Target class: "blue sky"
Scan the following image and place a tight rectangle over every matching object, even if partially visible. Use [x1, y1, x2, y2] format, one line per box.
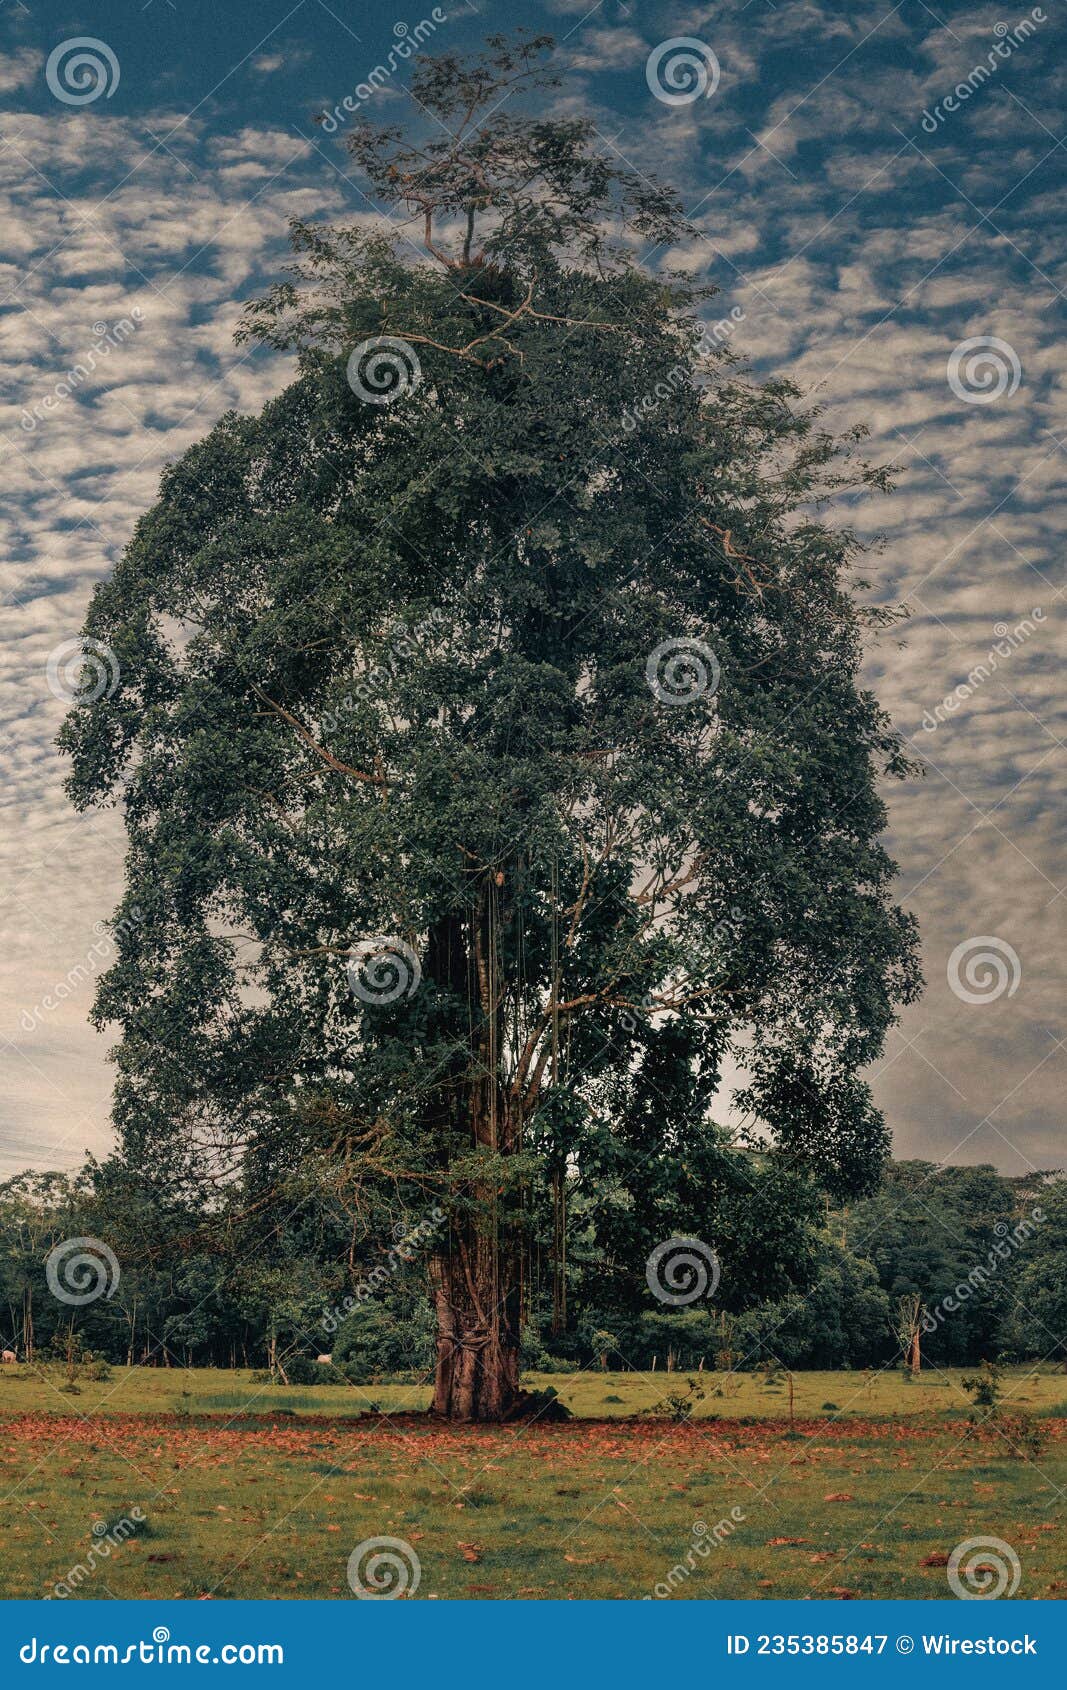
[1, 0, 1064, 1178]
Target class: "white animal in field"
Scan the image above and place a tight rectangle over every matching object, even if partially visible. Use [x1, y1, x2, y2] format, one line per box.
[316, 1354, 332, 1365]
[1, 1350, 16, 1365]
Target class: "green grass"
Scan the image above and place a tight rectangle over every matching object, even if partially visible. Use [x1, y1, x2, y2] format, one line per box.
[1, 1366, 1063, 1600]
[4, 1363, 1065, 1422]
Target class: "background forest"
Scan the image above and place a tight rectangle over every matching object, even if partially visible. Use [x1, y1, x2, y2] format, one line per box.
[3, 1156, 1064, 1382]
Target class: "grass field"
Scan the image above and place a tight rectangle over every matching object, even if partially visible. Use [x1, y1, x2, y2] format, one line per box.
[1, 1366, 1063, 1600]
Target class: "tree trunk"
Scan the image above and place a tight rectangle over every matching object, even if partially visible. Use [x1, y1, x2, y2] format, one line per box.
[424, 892, 531, 1422]
[430, 1246, 522, 1421]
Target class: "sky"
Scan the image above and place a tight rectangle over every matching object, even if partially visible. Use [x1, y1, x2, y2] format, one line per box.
[0, 0, 1064, 1181]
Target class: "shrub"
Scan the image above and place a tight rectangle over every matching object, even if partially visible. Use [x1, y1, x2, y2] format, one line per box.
[331, 1296, 434, 1379]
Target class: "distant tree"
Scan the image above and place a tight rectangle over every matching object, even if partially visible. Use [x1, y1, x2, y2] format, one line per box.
[733, 1239, 893, 1371]
[0, 1172, 85, 1361]
[844, 1161, 1018, 1365]
[895, 1292, 925, 1375]
[59, 37, 921, 1419]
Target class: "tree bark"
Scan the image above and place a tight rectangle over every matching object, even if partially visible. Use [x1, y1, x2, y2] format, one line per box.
[429, 1247, 522, 1421]
[425, 894, 527, 1421]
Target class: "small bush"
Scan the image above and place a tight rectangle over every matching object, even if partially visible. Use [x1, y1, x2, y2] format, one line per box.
[642, 1378, 706, 1424]
[279, 1355, 322, 1386]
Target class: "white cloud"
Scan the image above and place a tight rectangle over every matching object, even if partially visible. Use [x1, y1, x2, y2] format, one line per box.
[1, 1, 1064, 1177]
[0, 46, 41, 94]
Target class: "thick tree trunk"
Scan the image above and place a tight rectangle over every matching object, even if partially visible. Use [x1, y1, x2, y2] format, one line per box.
[430, 1248, 522, 1421]
[423, 892, 537, 1422]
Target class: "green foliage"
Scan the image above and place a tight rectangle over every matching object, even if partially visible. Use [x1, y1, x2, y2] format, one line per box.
[843, 1161, 1025, 1365]
[1012, 1179, 1067, 1364]
[514, 1385, 570, 1422]
[642, 1376, 707, 1423]
[991, 1412, 1047, 1462]
[732, 1243, 892, 1370]
[962, 1359, 1003, 1414]
[1, 1156, 1061, 1376]
[331, 1295, 435, 1379]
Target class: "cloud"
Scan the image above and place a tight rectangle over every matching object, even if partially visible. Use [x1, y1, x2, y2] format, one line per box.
[0, 0, 1064, 1178]
[250, 46, 313, 76]
[0, 46, 41, 93]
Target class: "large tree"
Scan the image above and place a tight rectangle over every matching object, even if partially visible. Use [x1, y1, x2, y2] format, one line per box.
[60, 36, 920, 1420]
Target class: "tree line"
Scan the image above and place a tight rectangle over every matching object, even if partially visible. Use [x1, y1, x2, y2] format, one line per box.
[2, 1155, 1063, 1381]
